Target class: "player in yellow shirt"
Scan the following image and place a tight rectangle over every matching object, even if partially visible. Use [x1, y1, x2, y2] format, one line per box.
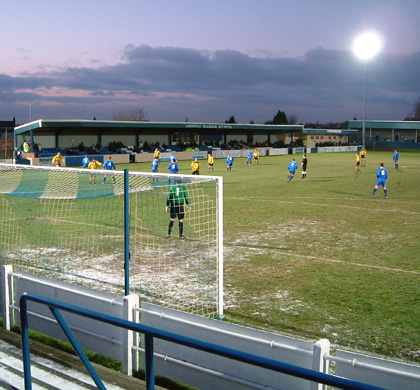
[52, 152, 64, 167]
[153, 148, 161, 160]
[253, 149, 260, 165]
[88, 157, 103, 183]
[207, 153, 214, 172]
[354, 152, 361, 174]
[360, 147, 367, 166]
[191, 157, 201, 175]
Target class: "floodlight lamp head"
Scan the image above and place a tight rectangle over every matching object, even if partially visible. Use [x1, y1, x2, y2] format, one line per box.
[353, 32, 382, 60]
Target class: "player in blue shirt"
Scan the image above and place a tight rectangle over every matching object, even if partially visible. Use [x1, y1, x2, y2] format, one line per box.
[393, 149, 399, 169]
[287, 158, 298, 181]
[372, 162, 388, 198]
[167, 158, 179, 184]
[246, 149, 253, 166]
[167, 158, 179, 174]
[102, 156, 116, 184]
[226, 154, 234, 172]
[82, 155, 90, 168]
[168, 153, 177, 162]
[151, 157, 159, 182]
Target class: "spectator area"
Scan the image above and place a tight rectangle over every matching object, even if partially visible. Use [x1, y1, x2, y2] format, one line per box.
[14, 119, 358, 165]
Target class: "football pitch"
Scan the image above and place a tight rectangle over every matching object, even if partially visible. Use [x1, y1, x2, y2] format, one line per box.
[123, 150, 420, 364]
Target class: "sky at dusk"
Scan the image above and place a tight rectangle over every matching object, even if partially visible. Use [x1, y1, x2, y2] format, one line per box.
[1, 0, 420, 125]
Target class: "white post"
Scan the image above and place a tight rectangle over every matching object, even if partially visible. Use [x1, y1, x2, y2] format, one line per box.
[0, 265, 14, 330]
[122, 294, 140, 376]
[311, 338, 331, 390]
[217, 176, 224, 318]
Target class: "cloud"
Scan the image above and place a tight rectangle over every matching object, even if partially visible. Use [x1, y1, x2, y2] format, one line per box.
[1, 45, 419, 124]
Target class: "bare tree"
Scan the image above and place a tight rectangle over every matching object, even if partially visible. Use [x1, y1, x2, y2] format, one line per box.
[411, 96, 420, 119]
[288, 114, 299, 125]
[111, 106, 148, 121]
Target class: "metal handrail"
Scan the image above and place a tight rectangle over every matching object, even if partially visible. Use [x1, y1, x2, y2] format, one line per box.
[324, 354, 420, 380]
[138, 306, 313, 356]
[19, 293, 388, 390]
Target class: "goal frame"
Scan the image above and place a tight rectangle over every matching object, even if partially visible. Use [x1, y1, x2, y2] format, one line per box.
[0, 163, 224, 317]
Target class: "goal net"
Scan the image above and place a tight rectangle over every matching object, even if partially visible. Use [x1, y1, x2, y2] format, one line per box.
[0, 163, 223, 317]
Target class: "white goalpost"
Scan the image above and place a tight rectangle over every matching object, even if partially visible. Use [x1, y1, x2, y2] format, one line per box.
[0, 163, 223, 317]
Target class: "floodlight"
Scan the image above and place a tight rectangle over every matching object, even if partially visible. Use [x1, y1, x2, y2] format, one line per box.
[353, 32, 381, 60]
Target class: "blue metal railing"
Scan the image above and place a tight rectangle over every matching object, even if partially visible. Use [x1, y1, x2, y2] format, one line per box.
[19, 293, 388, 390]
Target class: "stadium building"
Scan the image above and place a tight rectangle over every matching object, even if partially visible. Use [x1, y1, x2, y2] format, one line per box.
[13, 119, 357, 166]
[348, 119, 420, 148]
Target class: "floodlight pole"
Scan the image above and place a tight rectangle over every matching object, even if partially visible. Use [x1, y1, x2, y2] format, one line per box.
[362, 60, 367, 147]
[353, 32, 381, 147]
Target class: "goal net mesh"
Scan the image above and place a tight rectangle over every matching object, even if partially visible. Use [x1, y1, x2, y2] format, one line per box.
[0, 164, 221, 317]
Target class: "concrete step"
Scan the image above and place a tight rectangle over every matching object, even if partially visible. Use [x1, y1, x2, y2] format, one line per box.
[0, 341, 96, 389]
[0, 328, 167, 390]
[0, 377, 19, 390]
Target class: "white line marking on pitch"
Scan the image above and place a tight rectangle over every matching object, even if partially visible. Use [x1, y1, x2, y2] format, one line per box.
[230, 197, 420, 215]
[294, 253, 420, 275]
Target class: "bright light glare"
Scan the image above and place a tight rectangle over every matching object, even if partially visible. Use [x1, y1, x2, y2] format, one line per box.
[353, 32, 382, 60]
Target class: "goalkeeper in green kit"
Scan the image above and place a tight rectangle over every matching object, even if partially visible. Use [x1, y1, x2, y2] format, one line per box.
[166, 181, 191, 239]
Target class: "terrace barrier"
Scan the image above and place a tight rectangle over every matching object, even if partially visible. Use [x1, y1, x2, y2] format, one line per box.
[2, 265, 419, 389]
[19, 292, 388, 390]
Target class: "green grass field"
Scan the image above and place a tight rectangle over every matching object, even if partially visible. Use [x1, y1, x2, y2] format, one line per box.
[120, 150, 420, 364]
